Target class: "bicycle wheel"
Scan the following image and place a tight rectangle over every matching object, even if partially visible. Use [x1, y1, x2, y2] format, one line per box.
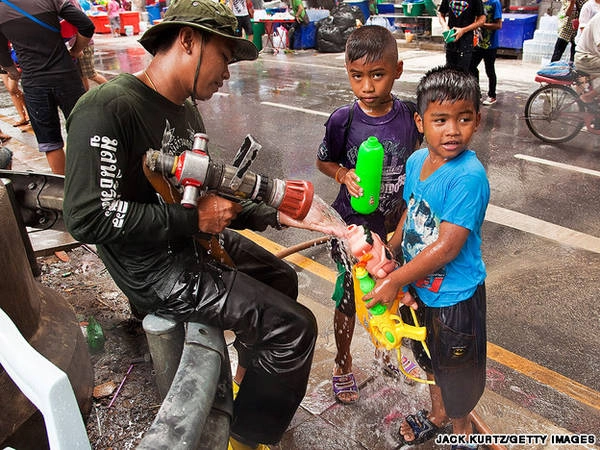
[524, 85, 585, 143]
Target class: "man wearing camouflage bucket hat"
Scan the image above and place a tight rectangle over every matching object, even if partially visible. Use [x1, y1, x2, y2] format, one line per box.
[63, 1, 318, 448]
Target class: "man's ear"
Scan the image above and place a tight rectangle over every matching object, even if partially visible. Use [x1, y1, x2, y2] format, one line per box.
[179, 26, 196, 54]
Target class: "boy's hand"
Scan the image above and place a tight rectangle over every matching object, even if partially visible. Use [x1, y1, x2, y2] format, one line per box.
[279, 211, 346, 237]
[341, 168, 364, 198]
[399, 290, 418, 310]
[363, 276, 402, 310]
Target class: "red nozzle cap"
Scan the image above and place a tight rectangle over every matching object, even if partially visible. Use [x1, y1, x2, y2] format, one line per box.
[278, 180, 314, 220]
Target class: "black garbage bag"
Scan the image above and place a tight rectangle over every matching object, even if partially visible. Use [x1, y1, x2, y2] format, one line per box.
[316, 3, 365, 53]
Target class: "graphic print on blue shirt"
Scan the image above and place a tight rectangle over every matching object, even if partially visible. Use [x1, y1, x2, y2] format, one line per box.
[402, 194, 446, 292]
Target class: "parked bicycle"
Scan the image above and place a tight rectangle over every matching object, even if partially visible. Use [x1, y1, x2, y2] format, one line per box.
[524, 69, 600, 143]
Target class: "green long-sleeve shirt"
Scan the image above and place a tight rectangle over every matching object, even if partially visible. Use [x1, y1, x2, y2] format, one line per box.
[64, 74, 279, 313]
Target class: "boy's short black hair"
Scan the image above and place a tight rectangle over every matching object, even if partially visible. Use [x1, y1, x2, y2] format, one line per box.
[345, 25, 398, 64]
[416, 66, 481, 116]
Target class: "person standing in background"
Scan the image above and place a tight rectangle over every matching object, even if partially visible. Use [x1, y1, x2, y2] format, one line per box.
[0, 0, 94, 174]
[575, 0, 600, 44]
[229, 0, 254, 42]
[469, 0, 502, 105]
[0, 66, 29, 127]
[70, 0, 109, 90]
[550, 0, 587, 63]
[107, 0, 122, 37]
[437, 0, 486, 72]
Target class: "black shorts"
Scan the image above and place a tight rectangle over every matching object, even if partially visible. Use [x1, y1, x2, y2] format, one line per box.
[235, 15, 253, 37]
[409, 284, 487, 418]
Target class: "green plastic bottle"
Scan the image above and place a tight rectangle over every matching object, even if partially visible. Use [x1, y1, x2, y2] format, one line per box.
[351, 136, 384, 215]
[86, 316, 105, 353]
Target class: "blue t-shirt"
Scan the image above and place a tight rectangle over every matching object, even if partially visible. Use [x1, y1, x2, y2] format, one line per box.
[317, 99, 422, 239]
[477, 0, 502, 50]
[401, 148, 490, 307]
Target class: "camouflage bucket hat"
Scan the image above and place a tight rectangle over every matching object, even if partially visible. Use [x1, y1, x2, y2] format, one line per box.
[139, 0, 258, 62]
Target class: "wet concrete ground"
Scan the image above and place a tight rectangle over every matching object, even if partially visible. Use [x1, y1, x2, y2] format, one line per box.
[1, 31, 599, 448]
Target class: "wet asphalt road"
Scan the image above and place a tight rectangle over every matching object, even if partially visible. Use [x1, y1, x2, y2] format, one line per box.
[2, 33, 598, 404]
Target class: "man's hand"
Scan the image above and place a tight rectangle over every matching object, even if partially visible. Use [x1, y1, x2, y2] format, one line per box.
[196, 194, 242, 234]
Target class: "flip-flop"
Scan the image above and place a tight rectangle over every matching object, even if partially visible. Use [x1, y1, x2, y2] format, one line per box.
[332, 371, 359, 404]
[13, 119, 29, 127]
[398, 409, 450, 447]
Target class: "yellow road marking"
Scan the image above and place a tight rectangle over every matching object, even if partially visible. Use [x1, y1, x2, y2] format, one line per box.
[238, 229, 600, 412]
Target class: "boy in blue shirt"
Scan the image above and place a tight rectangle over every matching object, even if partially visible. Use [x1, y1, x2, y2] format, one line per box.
[364, 66, 490, 450]
[469, 0, 503, 105]
[316, 25, 422, 405]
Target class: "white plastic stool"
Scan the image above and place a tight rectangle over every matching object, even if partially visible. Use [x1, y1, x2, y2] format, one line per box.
[0, 308, 90, 450]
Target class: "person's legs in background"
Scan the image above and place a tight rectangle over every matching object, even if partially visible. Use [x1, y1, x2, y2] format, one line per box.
[551, 37, 569, 62]
[23, 80, 85, 174]
[0, 71, 29, 127]
[482, 47, 498, 104]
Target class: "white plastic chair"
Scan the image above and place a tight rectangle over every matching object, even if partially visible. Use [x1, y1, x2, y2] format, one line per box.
[0, 308, 91, 450]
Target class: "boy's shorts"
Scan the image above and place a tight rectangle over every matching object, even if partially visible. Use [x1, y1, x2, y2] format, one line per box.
[410, 283, 487, 418]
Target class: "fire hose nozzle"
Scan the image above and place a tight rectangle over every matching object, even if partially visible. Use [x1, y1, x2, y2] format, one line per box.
[278, 180, 314, 221]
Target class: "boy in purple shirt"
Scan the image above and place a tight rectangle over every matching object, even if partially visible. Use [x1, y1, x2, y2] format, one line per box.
[316, 25, 422, 405]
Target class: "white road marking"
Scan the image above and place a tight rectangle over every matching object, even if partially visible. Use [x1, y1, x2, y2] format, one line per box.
[260, 101, 330, 117]
[486, 205, 600, 253]
[514, 154, 600, 177]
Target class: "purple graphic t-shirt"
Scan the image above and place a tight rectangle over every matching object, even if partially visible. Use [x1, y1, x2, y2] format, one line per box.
[317, 99, 422, 239]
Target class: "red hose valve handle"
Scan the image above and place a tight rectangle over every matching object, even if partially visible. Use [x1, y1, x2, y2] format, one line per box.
[278, 180, 314, 221]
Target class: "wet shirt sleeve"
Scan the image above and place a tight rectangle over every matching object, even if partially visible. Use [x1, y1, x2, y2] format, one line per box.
[63, 85, 199, 245]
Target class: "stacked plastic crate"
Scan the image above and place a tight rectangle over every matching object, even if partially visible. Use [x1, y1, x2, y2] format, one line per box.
[522, 14, 571, 65]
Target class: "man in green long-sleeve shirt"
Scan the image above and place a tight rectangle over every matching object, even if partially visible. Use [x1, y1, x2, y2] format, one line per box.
[63, 1, 319, 448]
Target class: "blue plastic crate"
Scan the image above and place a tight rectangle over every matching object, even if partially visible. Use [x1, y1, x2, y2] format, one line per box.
[497, 13, 538, 50]
[293, 22, 317, 49]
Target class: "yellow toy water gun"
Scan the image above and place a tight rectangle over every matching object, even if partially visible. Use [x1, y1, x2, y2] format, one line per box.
[347, 225, 434, 384]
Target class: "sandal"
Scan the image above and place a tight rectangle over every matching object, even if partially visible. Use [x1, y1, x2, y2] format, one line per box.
[332, 372, 359, 404]
[0, 133, 11, 143]
[398, 409, 450, 447]
[13, 119, 29, 127]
